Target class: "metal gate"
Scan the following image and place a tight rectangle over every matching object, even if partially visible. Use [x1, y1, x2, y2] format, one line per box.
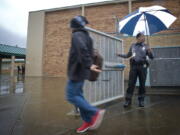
[84, 27, 124, 106]
[150, 46, 180, 86]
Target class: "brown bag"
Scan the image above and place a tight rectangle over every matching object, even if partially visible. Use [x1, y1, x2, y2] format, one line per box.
[88, 49, 103, 81]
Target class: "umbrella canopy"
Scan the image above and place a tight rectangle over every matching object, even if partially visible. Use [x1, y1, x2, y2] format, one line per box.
[119, 5, 177, 36]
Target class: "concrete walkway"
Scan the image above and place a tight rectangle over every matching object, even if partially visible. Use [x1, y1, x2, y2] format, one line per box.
[0, 75, 180, 135]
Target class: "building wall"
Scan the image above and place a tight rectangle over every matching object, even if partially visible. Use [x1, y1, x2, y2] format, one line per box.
[28, 0, 180, 78]
[43, 8, 81, 77]
[26, 11, 45, 76]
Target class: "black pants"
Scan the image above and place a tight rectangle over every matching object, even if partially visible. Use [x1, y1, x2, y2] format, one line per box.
[126, 64, 147, 101]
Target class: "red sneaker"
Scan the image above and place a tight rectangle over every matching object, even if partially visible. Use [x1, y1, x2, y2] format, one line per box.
[76, 122, 91, 133]
[89, 109, 106, 130]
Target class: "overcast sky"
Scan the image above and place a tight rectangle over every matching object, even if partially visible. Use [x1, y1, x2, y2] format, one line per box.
[0, 0, 110, 48]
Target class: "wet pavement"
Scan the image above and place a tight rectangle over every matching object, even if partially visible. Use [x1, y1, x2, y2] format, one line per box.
[0, 75, 180, 135]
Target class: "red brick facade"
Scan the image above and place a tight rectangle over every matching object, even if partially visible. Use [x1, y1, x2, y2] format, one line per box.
[43, 0, 180, 78]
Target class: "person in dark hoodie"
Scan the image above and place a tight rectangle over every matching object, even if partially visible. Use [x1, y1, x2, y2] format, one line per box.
[66, 15, 106, 133]
[117, 32, 154, 108]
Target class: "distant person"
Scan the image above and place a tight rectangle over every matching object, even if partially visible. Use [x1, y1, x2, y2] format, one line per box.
[17, 66, 21, 75]
[66, 15, 105, 133]
[22, 65, 25, 75]
[117, 32, 154, 107]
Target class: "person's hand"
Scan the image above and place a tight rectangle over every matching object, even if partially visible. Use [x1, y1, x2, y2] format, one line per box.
[146, 44, 152, 51]
[90, 64, 102, 73]
[116, 53, 120, 56]
[147, 48, 152, 53]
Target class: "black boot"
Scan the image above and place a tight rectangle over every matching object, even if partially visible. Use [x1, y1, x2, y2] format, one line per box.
[123, 99, 131, 108]
[138, 97, 145, 107]
[139, 100, 144, 107]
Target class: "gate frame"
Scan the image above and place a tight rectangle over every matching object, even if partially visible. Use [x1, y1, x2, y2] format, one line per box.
[85, 27, 125, 106]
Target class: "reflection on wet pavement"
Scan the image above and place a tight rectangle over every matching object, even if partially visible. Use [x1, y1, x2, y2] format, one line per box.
[0, 76, 180, 135]
[0, 75, 24, 96]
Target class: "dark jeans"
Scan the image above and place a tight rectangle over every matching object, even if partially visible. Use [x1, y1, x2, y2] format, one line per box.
[66, 80, 98, 122]
[126, 64, 147, 101]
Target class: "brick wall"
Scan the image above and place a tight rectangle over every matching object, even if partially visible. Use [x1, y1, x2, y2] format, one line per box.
[43, 8, 81, 77]
[43, 0, 180, 77]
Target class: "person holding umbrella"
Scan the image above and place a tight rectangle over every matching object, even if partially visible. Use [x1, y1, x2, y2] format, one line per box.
[117, 32, 154, 107]
[66, 15, 105, 133]
[117, 5, 176, 107]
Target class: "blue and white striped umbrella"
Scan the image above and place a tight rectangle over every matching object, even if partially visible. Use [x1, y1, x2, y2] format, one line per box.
[119, 5, 177, 36]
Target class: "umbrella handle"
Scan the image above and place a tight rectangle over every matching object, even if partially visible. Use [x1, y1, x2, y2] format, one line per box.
[144, 13, 150, 45]
[146, 35, 150, 45]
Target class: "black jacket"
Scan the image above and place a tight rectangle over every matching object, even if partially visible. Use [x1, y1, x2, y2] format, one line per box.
[67, 28, 93, 81]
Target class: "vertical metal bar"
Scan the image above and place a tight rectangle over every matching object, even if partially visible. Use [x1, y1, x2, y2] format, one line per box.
[117, 71, 119, 96]
[86, 82, 90, 102]
[122, 40, 125, 96]
[106, 72, 108, 100]
[116, 71, 118, 96]
[109, 71, 111, 98]
[113, 40, 116, 63]
[94, 34, 97, 103]
[95, 35, 98, 102]
[99, 35, 102, 101]
[102, 72, 105, 100]
[107, 38, 110, 98]
[109, 39, 111, 62]
[110, 71, 112, 98]
[114, 40, 116, 62]
[103, 37, 106, 100]
[90, 82, 92, 103]
[86, 82, 89, 103]
[106, 71, 109, 99]
[114, 71, 116, 97]
[112, 71, 113, 98]
[94, 82, 96, 103]
[112, 71, 116, 97]
[119, 72, 121, 95]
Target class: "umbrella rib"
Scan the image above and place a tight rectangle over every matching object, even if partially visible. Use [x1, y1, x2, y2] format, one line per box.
[143, 13, 150, 44]
[143, 13, 149, 35]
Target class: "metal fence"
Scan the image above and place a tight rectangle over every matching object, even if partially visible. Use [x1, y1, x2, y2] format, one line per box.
[150, 46, 180, 86]
[84, 27, 124, 106]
